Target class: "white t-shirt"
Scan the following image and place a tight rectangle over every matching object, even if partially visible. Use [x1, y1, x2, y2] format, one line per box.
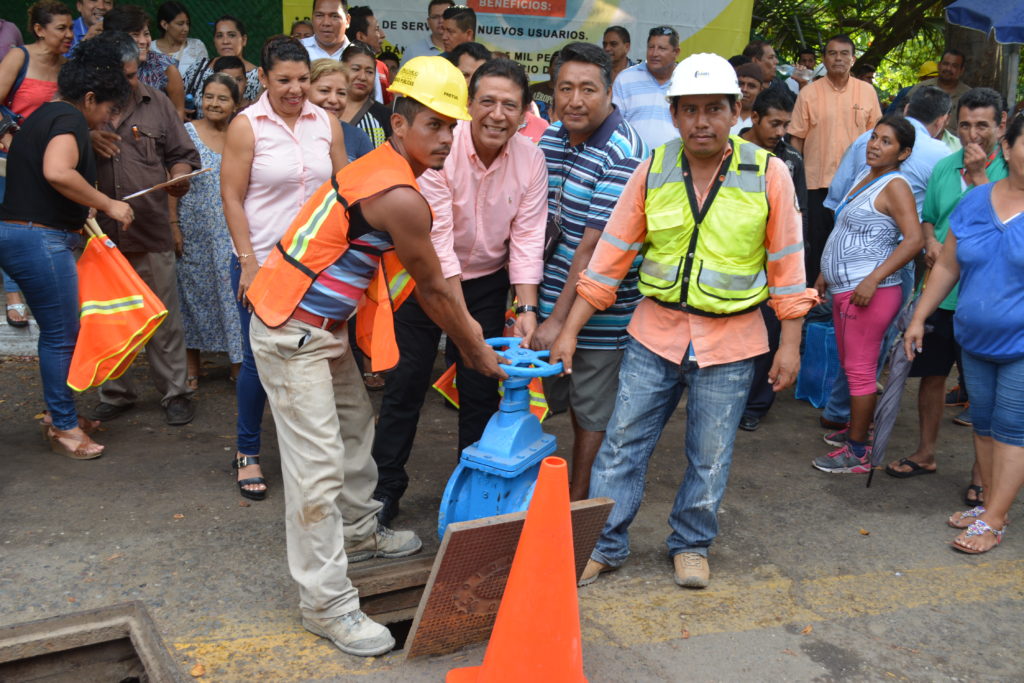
[301, 36, 382, 102]
[301, 35, 349, 60]
[150, 37, 208, 77]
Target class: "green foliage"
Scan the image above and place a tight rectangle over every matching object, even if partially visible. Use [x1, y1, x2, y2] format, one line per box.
[751, 0, 948, 102]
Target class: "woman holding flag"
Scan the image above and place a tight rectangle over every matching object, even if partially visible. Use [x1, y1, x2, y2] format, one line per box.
[0, 38, 133, 459]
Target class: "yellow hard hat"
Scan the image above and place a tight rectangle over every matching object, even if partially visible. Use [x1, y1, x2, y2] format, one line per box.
[388, 56, 471, 121]
[918, 61, 938, 79]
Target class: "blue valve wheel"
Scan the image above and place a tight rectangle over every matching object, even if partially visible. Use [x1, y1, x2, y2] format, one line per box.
[485, 337, 563, 377]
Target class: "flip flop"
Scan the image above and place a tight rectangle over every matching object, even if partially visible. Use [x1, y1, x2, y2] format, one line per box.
[6, 302, 29, 328]
[963, 484, 984, 507]
[884, 458, 937, 478]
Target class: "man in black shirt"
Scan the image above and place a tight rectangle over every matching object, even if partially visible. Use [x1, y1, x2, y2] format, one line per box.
[737, 88, 808, 431]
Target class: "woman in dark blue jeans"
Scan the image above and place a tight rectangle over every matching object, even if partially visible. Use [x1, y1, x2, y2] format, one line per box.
[0, 38, 132, 459]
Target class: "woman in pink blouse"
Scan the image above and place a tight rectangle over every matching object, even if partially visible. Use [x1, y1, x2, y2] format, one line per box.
[221, 35, 346, 500]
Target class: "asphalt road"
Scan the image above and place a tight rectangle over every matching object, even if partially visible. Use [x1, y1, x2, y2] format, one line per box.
[1, 351, 1021, 682]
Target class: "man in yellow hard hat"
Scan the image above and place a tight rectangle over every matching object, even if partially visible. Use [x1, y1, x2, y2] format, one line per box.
[551, 52, 816, 590]
[245, 55, 506, 658]
[885, 59, 939, 117]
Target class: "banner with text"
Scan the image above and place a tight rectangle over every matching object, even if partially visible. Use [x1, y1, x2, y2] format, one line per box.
[283, 0, 754, 79]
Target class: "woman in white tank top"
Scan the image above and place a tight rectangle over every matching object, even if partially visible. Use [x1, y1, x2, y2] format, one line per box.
[812, 116, 924, 475]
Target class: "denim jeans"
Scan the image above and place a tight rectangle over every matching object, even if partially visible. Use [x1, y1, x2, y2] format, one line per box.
[961, 350, 1024, 447]
[230, 256, 267, 456]
[0, 221, 82, 430]
[589, 337, 754, 565]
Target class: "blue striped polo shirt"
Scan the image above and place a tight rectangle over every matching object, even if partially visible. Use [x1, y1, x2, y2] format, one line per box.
[298, 208, 396, 323]
[538, 107, 650, 349]
[611, 63, 677, 150]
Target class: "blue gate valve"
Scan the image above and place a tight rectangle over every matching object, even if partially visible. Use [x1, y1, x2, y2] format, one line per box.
[437, 337, 563, 539]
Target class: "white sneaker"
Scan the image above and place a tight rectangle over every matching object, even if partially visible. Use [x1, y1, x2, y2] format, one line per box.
[302, 609, 395, 657]
[346, 523, 422, 563]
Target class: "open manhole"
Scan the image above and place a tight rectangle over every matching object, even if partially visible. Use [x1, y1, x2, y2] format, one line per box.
[0, 601, 184, 682]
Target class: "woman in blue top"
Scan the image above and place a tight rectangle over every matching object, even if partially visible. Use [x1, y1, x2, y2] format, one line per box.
[906, 114, 1024, 554]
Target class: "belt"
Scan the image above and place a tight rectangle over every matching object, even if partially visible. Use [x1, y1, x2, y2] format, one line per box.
[3, 219, 70, 231]
[290, 307, 345, 331]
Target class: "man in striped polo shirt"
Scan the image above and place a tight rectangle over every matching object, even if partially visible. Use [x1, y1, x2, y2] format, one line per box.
[526, 42, 649, 501]
[611, 25, 680, 149]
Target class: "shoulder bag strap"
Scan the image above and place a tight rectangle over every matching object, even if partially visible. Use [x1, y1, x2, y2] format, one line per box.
[5, 46, 30, 108]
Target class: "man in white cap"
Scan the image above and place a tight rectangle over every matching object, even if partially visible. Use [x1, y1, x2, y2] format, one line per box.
[551, 53, 816, 589]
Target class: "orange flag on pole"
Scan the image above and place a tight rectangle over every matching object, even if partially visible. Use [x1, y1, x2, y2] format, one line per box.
[66, 219, 168, 391]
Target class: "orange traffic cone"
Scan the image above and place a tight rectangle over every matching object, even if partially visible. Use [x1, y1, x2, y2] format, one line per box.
[447, 456, 586, 682]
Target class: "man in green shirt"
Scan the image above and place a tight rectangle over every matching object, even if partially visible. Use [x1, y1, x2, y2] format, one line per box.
[885, 88, 1007, 501]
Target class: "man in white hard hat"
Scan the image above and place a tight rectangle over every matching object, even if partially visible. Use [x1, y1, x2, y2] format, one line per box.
[551, 53, 816, 589]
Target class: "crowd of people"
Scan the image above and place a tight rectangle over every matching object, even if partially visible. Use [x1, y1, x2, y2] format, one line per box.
[1, 0, 1022, 659]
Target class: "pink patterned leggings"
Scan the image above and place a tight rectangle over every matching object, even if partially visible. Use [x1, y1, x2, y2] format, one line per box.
[832, 286, 903, 396]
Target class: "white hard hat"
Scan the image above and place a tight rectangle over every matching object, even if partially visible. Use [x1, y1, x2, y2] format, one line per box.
[666, 53, 742, 99]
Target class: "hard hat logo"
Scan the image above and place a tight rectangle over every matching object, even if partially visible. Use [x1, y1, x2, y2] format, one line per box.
[667, 53, 742, 99]
[388, 56, 472, 121]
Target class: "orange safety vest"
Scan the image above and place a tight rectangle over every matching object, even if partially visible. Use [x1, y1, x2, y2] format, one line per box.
[246, 142, 418, 372]
[67, 232, 168, 391]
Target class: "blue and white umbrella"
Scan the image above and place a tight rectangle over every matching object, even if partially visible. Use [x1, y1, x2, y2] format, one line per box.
[946, 0, 1024, 44]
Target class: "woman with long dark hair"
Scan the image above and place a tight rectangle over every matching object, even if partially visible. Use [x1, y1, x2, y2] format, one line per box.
[182, 16, 262, 116]
[151, 1, 208, 78]
[340, 42, 391, 148]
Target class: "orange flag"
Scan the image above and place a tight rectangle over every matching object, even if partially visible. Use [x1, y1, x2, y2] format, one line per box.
[66, 219, 167, 391]
[432, 360, 550, 422]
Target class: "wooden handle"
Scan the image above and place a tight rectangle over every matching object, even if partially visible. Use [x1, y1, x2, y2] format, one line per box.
[84, 217, 103, 238]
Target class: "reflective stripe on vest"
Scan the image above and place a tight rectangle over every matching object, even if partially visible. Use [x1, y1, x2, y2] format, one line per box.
[638, 136, 771, 317]
[246, 143, 419, 371]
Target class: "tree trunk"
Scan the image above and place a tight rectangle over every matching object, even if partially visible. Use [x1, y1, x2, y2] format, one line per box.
[946, 23, 1019, 109]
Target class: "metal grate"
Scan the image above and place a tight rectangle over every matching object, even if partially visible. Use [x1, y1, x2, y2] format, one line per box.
[405, 497, 612, 659]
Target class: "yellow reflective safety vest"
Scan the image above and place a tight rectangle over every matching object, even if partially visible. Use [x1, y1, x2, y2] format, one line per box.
[637, 135, 771, 317]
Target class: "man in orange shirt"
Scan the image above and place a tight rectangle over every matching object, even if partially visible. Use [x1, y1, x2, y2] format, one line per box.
[789, 34, 881, 284]
[551, 53, 817, 590]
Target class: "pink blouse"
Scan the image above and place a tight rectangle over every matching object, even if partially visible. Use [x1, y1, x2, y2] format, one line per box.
[239, 92, 334, 264]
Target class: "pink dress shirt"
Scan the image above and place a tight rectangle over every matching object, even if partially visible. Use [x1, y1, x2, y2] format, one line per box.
[240, 92, 334, 264]
[419, 120, 548, 284]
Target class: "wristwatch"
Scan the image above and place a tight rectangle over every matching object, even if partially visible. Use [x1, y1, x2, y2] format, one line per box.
[515, 305, 539, 315]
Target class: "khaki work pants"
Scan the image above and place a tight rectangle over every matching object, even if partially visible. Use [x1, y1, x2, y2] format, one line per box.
[250, 316, 382, 618]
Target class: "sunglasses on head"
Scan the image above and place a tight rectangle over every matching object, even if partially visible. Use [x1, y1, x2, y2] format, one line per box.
[650, 26, 677, 37]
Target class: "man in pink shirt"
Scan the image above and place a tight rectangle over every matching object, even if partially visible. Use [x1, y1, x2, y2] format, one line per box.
[371, 58, 547, 525]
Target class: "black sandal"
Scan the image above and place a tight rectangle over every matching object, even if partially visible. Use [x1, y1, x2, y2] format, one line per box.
[233, 455, 268, 501]
[963, 484, 984, 507]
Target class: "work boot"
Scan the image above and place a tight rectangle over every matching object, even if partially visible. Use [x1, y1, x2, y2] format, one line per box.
[90, 402, 134, 422]
[578, 558, 615, 587]
[345, 523, 421, 563]
[302, 609, 395, 657]
[673, 552, 709, 589]
[164, 397, 195, 426]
